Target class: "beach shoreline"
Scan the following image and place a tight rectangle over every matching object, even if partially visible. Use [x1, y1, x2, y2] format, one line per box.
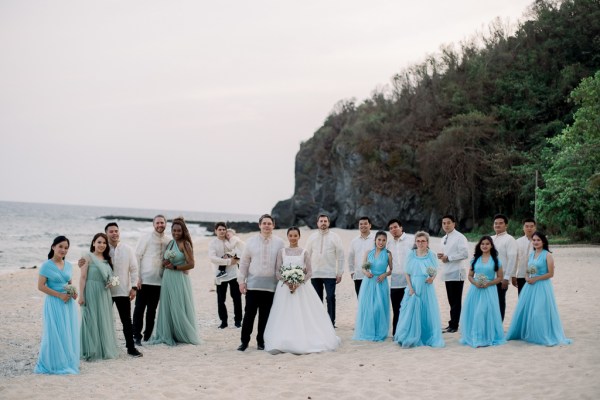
[1, 229, 598, 399]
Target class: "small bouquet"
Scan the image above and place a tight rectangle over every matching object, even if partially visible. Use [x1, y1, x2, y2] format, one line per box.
[426, 266, 437, 278]
[474, 273, 489, 287]
[164, 249, 177, 262]
[64, 284, 78, 297]
[106, 275, 120, 288]
[225, 251, 237, 258]
[280, 265, 305, 294]
[526, 265, 537, 276]
[361, 262, 372, 272]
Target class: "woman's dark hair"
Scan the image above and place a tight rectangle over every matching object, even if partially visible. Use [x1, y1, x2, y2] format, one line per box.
[374, 230, 387, 241]
[48, 236, 70, 260]
[471, 235, 499, 271]
[532, 231, 551, 252]
[172, 217, 193, 250]
[287, 226, 301, 236]
[90, 233, 113, 269]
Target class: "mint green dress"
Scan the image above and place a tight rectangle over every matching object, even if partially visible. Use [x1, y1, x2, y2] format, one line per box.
[80, 253, 119, 360]
[149, 240, 199, 345]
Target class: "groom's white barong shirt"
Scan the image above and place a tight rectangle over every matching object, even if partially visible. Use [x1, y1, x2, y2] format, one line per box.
[306, 230, 345, 279]
[109, 242, 138, 297]
[135, 231, 170, 286]
[237, 234, 285, 292]
[440, 229, 469, 281]
[347, 232, 375, 281]
[492, 232, 518, 281]
[387, 232, 414, 289]
[514, 235, 533, 279]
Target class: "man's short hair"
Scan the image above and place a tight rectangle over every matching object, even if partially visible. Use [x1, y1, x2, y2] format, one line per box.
[387, 219, 402, 229]
[441, 215, 456, 223]
[358, 216, 371, 224]
[153, 214, 166, 222]
[493, 214, 509, 224]
[259, 214, 274, 224]
[522, 218, 536, 225]
[317, 213, 330, 222]
[214, 222, 227, 231]
[104, 222, 119, 232]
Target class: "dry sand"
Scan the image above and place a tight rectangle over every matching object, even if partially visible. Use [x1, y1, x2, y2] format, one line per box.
[0, 228, 598, 399]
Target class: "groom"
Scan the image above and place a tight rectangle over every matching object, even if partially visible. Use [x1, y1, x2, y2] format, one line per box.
[237, 214, 285, 351]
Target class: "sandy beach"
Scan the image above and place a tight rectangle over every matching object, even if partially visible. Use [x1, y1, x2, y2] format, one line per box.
[0, 228, 598, 399]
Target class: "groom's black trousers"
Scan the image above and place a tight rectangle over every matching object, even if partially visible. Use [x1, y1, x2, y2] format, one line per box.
[240, 290, 274, 346]
[113, 296, 135, 350]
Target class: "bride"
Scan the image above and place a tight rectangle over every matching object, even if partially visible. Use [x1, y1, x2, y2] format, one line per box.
[264, 227, 340, 354]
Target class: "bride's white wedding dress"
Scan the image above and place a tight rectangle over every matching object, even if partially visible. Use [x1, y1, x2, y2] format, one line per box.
[264, 247, 340, 354]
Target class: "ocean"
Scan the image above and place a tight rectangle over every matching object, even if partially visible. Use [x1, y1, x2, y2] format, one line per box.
[0, 201, 259, 272]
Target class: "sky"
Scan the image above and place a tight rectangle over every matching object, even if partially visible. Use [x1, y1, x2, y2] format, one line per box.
[0, 0, 535, 215]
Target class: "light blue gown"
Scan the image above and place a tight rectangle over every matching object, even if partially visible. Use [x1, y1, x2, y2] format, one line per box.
[506, 250, 572, 346]
[459, 257, 506, 348]
[149, 240, 199, 345]
[353, 248, 391, 341]
[35, 260, 80, 374]
[394, 250, 444, 348]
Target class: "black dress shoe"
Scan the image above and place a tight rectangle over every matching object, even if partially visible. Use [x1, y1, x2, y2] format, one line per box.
[446, 327, 458, 333]
[237, 343, 248, 351]
[234, 322, 242, 328]
[134, 338, 142, 346]
[127, 348, 143, 357]
[218, 323, 228, 329]
[257, 344, 265, 351]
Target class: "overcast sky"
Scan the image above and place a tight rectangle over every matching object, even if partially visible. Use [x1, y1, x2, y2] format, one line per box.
[0, 0, 534, 215]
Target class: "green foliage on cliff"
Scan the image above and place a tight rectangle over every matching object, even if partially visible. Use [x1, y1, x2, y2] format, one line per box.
[295, 0, 600, 238]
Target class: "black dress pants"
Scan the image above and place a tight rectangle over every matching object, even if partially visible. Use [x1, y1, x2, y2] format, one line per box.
[113, 296, 135, 349]
[497, 282, 508, 321]
[445, 280, 464, 330]
[240, 290, 274, 346]
[311, 278, 337, 325]
[132, 284, 161, 341]
[390, 287, 405, 336]
[216, 279, 243, 326]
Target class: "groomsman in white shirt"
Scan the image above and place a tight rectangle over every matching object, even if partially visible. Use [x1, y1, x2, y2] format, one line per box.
[437, 215, 469, 333]
[513, 218, 536, 295]
[132, 215, 170, 346]
[237, 214, 284, 351]
[491, 213, 518, 321]
[387, 219, 413, 336]
[347, 216, 375, 296]
[306, 214, 345, 327]
[208, 222, 245, 329]
[104, 222, 143, 357]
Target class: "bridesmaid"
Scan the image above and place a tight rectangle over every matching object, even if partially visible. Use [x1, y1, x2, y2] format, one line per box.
[149, 217, 199, 345]
[353, 231, 392, 341]
[394, 231, 445, 348]
[79, 233, 119, 360]
[35, 236, 79, 374]
[506, 232, 572, 346]
[459, 236, 506, 348]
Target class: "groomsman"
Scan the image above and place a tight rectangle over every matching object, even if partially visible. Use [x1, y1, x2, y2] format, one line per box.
[513, 218, 536, 295]
[387, 219, 413, 336]
[208, 222, 245, 329]
[104, 222, 143, 357]
[132, 215, 170, 346]
[491, 214, 517, 321]
[347, 216, 375, 296]
[237, 214, 284, 351]
[437, 215, 469, 333]
[306, 214, 345, 327]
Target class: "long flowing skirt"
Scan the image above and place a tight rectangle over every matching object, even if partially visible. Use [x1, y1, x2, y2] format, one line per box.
[81, 281, 119, 360]
[264, 281, 340, 354]
[35, 296, 79, 374]
[149, 269, 199, 346]
[459, 285, 506, 348]
[353, 277, 390, 341]
[394, 277, 444, 348]
[506, 279, 571, 346]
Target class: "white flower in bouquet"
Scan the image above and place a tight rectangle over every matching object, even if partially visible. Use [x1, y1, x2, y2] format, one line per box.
[426, 266, 437, 277]
[280, 265, 305, 293]
[474, 273, 489, 287]
[164, 249, 177, 262]
[107, 275, 120, 288]
[64, 284, 78, 297]
[225, 251, 237, 258]
[526, 265, 537, 275]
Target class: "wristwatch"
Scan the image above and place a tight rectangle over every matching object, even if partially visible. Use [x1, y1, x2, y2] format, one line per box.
[173, 265, 178, 270]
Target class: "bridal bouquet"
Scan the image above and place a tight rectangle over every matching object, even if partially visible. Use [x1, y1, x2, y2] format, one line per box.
[106, 275, 120, 288]
[474, 273, 489, 287]
[280, 265, 305, 294]
[164, 249, 177, 262]
[526, 265, 537, 276]
[64, 284, 78, 297]
[426, 266, 437, 278]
